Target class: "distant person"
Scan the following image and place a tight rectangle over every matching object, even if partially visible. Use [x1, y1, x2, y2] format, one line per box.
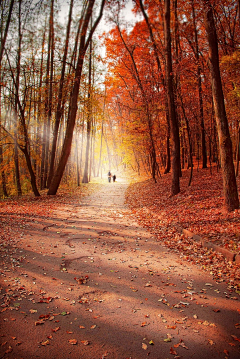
[108, 171, 111, 183]
[113, 174, 116, 182]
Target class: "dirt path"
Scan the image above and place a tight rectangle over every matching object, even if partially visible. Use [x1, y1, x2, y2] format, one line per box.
[0, 178, 240, 359]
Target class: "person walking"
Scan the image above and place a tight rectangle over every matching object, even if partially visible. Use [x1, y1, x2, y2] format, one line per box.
[108, 171, 112, 183]
[113, 174, 116, 182]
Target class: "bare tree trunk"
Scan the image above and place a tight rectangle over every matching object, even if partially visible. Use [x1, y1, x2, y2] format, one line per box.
[82, 39, 92, 184]
[47, 0, 74, 187]
[14, 0, 22, 196]
[164, 0, 181, 195]
[0, 0, 14, 66]
[44, 0, 54, 188]
[48, 0, 105, 195]
[0, 85, 8, 197]
[192, 0, 207, 169]
[203, 0, 239, 211]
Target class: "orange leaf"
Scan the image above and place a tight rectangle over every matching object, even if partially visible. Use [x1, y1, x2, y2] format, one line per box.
[81, 340, 90, 346]
[69, 339, 78, 345]
[41, 340, 50, 346]
[170, 347, 177, 355]
[51, 327, 60, 332]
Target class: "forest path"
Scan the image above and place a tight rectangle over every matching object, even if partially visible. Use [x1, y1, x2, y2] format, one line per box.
[0, 178, 240, 359]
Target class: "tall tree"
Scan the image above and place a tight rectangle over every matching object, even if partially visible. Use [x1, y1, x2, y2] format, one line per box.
[191, 0, 207, 169]
[14, 0, 22, 196]
[82, 39, 93, 183]
[0, 0, 15, 66]
[48, 0, 105, 195]
[47, 0, 74, 188]
[164, 0, 181, 195]
[203, 0, 239, 211]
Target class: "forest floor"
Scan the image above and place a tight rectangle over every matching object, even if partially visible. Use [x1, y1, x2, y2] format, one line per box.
[0, 167, 240, 359]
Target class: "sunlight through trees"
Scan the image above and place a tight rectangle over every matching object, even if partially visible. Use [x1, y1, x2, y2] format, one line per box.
[0, 0, 239, 210]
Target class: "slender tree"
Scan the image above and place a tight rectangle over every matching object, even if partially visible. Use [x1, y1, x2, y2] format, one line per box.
[82, 39, 93, 183]
[203, 0, 239, 211]
[0, 0, 15, 66]
[48, 0, 105, 195]
[47, 0, 74, 188]
[164, 0, 181, 195]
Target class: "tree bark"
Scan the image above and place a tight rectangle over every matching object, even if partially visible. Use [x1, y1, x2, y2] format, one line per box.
[203, 0, 239, 211]
[44, 0, 54, 188]
[0, 0, 15, 66]
[14, 0, 22, 196]
[48, 0, 105, 195]
[164, 0, 181, 195]
[191, 0, 207, 169]
[47, 0, 74, 188]
[235, 122, 240, 177]
[82, 39, 92, 183]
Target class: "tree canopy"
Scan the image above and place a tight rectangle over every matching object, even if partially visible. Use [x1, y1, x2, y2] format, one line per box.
[0, 0, 239, 211]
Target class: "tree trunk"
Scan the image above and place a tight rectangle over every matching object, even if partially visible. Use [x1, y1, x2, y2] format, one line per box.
[0, 145, 8, 197]
[82, 39, 92, 184]
[47, 0, 74, 188]
[48, 0, 105, 195]
[97, 120, 104, 177]
[0, 0, 15, 66]
[203, 0, 239, 211]
[192, 0, 207, 169]
[14, 0, 22, 196]
[0, 86, 8, 197]
[235, 122, 240, 177]
[164, 0, 181, 195]
[44, 0, 54, 188]
[164, 123, 171, 174]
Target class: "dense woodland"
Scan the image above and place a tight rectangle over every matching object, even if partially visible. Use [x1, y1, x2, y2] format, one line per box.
[0, 0, 240, 211]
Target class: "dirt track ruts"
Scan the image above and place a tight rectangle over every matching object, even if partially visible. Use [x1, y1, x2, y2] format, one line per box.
[0, 177, 240, 358]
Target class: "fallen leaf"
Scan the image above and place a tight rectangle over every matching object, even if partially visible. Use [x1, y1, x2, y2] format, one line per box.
[81, 340, 90, 346]
[174, 339, 188, 349]
[142, 343, 147, 350]
[69, 339, 78, 345]
[35, 320, 45, 326]
[145, 283, 152, 287]
[231, 335, 240, 342]
[164, 338, 171, 342]
[5, 346, 13, 354]
[170, 347, 177, 355]
[51, 327, 60, 332]
[208, 339, 215, 345]
[41, 340, 50, 346]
